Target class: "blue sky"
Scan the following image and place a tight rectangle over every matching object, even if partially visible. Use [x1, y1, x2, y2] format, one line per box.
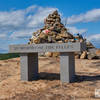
[0, 0, 100, 53]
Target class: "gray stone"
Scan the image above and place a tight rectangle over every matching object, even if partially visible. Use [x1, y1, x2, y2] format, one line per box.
[87, 53, 97, 60]
[60, 52, 75, 83]
[88, 48, 97, 54]
[20, 53, 38, 81]
[9, 42, 85, 53]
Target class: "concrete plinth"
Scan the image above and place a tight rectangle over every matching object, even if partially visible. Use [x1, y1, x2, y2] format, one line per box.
[20, 53, 38, 81]
[60, 52, 75, 83]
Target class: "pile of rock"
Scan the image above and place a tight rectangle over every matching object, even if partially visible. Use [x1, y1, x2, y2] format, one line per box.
[75, 41, 100, 60]
[28, 10, 80, 44]
[28, 10, 86, 57]
[28, 10, 99, 59]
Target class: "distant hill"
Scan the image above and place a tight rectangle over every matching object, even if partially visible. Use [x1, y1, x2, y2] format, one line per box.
[0, 53, 19, 60]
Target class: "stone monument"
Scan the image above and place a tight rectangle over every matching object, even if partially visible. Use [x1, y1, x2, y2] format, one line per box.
[9, 43, 86, 83]
[9, 11, 86, 83]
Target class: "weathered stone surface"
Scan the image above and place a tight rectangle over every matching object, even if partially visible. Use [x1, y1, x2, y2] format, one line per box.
[86, 41, 95, 49]
[96, 50, 100, 56]
[52, 52, 59, 57]
[9, 43, 83, 53]
[87, 53, 97, 60]
[80, 51, 87, 59]
[88, 48, 97, 54]
[57, 41, 63, 43]
[60, 52, 75, 83]
[33, 38, 40, 44]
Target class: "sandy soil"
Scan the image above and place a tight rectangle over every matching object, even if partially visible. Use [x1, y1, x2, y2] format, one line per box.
[0, 57, 100, 100]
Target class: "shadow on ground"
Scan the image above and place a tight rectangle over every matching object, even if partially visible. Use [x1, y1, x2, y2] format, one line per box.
[39, 72, 100, 82]
[39, 72, 60, 80]
[76, 75, 100, 82]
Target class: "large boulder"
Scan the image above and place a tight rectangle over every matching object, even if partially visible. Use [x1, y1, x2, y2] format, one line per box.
[87, 53, 97, 60]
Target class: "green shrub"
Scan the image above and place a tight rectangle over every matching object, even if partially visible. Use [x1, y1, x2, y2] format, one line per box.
[0, 53, 19, 60]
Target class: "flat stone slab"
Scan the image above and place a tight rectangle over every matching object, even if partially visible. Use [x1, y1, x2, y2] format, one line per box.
[9, 42, 86, 53]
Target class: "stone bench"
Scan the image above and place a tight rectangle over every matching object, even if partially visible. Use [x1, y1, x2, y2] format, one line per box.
[9, 42, 86, 83]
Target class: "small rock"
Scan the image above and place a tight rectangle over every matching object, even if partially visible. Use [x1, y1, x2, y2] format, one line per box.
[55, 35, 62, 40]
[80, 51, 87, 59]
[33, 38, 40, 44]
[65, 39, 68, 43]
[45, 52, 53, 57]
[52, 52, 59, 57]
[96, 50, 100, 56]
[86, 41, 95, 49]
[75, 55, 80, 59]
[57, 41, 63, 43]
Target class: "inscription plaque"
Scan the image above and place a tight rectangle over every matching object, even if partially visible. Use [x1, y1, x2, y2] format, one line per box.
[9, 42, 85, 53]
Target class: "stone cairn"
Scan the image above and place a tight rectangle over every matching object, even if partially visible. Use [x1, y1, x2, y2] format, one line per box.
[28, 10, 76, 57]
[28, 10, 99, 59]
[28, 10, 76, 44]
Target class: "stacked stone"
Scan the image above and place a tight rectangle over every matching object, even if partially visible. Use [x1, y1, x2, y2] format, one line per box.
[28, 10, 99, 59]
[75, 41, 99, 60]
[28, 10, 75, 44]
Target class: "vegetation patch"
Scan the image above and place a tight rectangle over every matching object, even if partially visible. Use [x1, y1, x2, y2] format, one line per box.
[0, 53, 19, 60]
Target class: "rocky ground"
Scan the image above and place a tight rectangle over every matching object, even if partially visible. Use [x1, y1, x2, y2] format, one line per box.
[0, 57, 100, 100]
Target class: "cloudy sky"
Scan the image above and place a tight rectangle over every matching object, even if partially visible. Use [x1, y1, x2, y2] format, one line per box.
[0, 0, 100, 53]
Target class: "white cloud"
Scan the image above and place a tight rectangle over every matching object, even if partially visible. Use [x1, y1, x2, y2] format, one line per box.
[10, 29, 34, 39]
[67, 9, 100, 24]
[0, 5, 38, 28]
[0, 34, 7, 38]
[0, 9, 25, 28]
[88, 34, 100, 48]
[88, 34, 100, 41]
[0, 5, 57, 53]
[27, 7, 57, 28]
[67, 26, 87, 34]
[0, 5, 57, 39]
